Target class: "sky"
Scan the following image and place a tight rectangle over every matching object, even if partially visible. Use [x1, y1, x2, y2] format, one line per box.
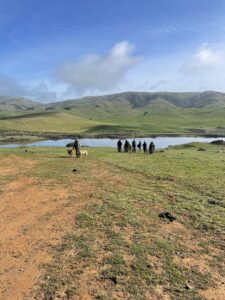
[1, 0, 225, 102]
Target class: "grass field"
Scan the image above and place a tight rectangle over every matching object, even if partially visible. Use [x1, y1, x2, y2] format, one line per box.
[0, 112, 104, 134]
[0, 143, 224, 299]
[1, 103, 225, 138]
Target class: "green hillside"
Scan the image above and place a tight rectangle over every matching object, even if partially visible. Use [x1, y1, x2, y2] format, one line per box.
[1, 91, 225, 137]
[0, 96, 40, 113]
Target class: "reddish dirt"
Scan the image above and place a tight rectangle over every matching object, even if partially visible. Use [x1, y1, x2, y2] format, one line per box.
[154, 285, 171, 300]
[199, 285, 225, 300]
[0, 155, 36, 176]
[173, 255, 211, 273]
[0, 156, 91, 300]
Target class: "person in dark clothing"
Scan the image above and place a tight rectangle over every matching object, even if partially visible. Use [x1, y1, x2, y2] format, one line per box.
[143, 141, 147, 153]
[124, 140, 131, 152]
[117, 140, 122, 152]
[132, 139, 136, 152]
[124, 140, 129, 152]
[149, 142, 155, 154]
[137, 141, 142, 152]
[73, 138, 81, 157]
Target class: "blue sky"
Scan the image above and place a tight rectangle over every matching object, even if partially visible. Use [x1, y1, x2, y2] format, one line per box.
[1, 0, 225, 101]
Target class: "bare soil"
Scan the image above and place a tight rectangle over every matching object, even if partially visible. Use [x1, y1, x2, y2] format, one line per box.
[0, 155, 92, 300]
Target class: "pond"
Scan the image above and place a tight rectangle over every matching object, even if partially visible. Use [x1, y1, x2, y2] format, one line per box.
[0, 136, 224, 149]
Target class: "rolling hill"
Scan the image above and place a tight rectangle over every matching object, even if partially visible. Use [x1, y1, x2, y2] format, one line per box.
[45, 91, 225, 110]
[0, 96, 41, 112]
[1, 91, 225, 138]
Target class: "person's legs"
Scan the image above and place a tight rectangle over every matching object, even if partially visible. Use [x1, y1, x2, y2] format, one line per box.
[76, 149, 81, 158]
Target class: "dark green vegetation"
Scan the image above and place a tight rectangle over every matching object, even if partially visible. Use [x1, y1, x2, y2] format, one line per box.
[1, 142, 224, 299]
[1, 91, 225, 138]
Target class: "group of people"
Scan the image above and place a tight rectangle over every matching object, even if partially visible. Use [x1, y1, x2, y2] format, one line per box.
[71, 137, 155, 156]
[117, 139, 155, 154]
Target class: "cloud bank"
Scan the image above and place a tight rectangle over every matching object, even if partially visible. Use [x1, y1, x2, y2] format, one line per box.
[2, 42, 225, 102]
[55, 41, 142, 95]
[180, 43, 221, 75]
[0, 75, 57, 103]
[138, 43, 225, 93]
[176, 43, 225, 91]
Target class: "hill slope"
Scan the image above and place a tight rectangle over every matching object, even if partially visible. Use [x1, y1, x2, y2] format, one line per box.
[0, 96, 40, 112]
[45, 91, 225, 110]
[1, 91, 225, 137]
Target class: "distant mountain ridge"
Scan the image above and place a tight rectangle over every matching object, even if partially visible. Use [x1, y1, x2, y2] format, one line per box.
[1, 91, 225, 137]
[45, 91, 225, 110]
[0, 96, 40, 112]
[1, 91, 225, 112]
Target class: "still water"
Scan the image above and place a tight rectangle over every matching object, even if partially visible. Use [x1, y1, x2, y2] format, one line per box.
[0, 136, 224, 149]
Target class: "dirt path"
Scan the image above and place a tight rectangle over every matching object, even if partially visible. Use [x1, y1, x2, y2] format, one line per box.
[0, 155, 92, 300]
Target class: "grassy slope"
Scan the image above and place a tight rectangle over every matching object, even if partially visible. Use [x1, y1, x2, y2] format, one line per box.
[0, 111, 106, 133]
[0, 96, 40, 112]
[1, 91, 225, 136]
[1, 143, 224, 299]
[67, 103, 225, 135]
[1, 104, 225, 137]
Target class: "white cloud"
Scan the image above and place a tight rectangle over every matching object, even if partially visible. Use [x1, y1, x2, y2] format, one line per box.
[3, 42, 225, 103]
[123, 43, 225, 94]
[194, 45, 219, 64]
[180, 44, 221, 75]
[0, 73, 57, 102]
[137, 79, 169, 91]
[55, 41, 142, 95]
[28, 81, 57, 103]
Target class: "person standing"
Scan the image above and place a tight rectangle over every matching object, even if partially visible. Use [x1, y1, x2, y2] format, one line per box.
[117, 140, 122, 152]
[137, 141, 142, 152]
[124, 140, 129, 152]
[73, 138, 81, 157]
[149, 142, 155, 154]
[132, 139, 136, 153]
[143, 141, 147, 153]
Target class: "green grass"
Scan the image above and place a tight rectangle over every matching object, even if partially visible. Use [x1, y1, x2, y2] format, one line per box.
[0, 143, 224, 299]
[0, 111, 106, 134]
[1, 101, 225, 137]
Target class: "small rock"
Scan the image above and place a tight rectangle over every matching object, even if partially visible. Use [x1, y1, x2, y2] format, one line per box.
[159, 211, 176, 222]
[208, 198, 216, 204]
[110, 276, 117, 285]
[185, 284, 194, 290]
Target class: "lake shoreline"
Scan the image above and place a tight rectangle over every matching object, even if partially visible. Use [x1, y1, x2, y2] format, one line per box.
[1, 136, 224, 149]
[1, 129, 225, 145]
